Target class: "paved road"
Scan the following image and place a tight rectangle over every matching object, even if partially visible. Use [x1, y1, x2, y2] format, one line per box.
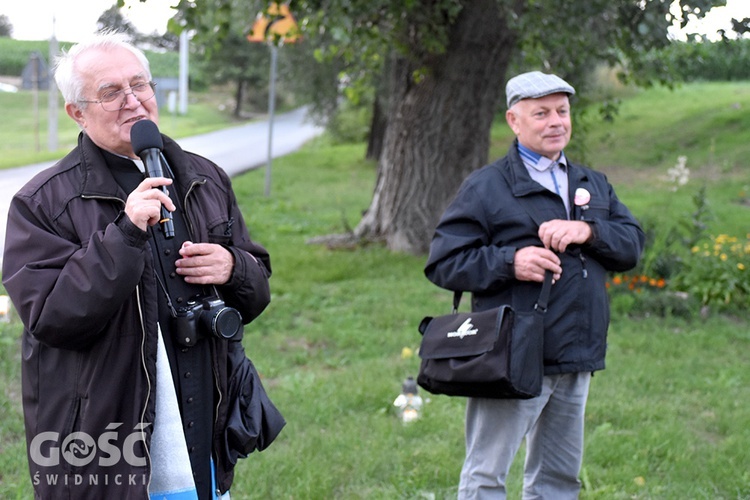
[0, 106, 324, 268]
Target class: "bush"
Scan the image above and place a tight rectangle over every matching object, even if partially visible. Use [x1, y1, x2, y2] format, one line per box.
[637, 167, 712, 282]
[607, 273, 699, 319]
[326, 100, 372, 145]
[611, 156, 750, 317]
[640, 38, 750, 83]
[609, 285, 700, 319]
[670, 233, 750, 312]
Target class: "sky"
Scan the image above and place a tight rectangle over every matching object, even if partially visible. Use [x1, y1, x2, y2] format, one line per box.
[2, 0, 180, 42]
[668, 0, 750, 41]
[1, 0, 749, 43]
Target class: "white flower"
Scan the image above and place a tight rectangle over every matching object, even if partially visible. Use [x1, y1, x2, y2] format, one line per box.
[666, 155, 690, 190]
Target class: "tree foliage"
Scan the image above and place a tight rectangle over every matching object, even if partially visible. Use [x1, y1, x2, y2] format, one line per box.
[642, 38, 750, 82]
[97, 5, 139, 37]
[169, 0, 299, 117]
[173, 0, 739, 254]
[294, 0, 734, 100]
[161, 0, 739, 105]
[97, 3, 180, 51]
[0, 14, 13, 38]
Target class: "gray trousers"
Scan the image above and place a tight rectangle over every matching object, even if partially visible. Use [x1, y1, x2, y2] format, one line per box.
[458, 372, 592, 500]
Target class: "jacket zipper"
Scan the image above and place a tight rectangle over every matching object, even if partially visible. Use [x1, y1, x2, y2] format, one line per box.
[182, 179, 206, 240]
[135, 284, 153, 491]
[80, 194, 125, 204]
[81, 193, 153, 488]
[580, 253, 588, 279]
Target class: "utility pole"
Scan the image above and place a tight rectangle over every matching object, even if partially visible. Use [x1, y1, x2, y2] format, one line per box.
[31, 52, 40, 152]
[48, 26, 59, 152]
[179, 30, 189, 115]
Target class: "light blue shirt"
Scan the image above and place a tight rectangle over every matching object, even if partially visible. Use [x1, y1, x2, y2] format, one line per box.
[517, 143, 570, 216]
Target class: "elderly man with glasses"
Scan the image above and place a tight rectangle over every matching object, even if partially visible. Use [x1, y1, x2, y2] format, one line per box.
[2, 31, 283, 500]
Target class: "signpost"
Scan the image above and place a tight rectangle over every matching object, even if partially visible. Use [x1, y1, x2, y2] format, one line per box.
[247, 3, 300, 197]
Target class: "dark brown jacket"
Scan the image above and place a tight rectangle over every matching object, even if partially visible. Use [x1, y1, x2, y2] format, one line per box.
[2, 132, 272, 499]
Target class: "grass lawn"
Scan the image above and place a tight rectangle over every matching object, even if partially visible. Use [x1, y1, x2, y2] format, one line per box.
[1, 81, 750, 498]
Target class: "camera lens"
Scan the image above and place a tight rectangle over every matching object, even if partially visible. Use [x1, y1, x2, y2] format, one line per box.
[210, 306, 243, 339]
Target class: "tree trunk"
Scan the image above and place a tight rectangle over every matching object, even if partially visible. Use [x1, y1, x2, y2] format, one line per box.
[352, 0, 518, 254]
[365, 57, 392, 162]
[233, 79, 245, 118]
[365, 94, 387, 161]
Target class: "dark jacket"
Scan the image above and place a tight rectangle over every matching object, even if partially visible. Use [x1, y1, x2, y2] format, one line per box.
[2, 132, 272, 498]
[425, 141, 644, 375]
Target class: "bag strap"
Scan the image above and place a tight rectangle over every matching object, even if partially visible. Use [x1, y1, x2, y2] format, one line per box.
[451, 270, 552, 314]
[451, 291, 462, 314]
[534, 270, 553, 313]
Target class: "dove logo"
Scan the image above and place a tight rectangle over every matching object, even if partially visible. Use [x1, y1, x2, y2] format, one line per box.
[447, 318, 479, 339]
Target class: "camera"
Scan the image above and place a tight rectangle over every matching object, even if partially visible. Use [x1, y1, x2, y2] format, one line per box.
[172, 296, 243, 347]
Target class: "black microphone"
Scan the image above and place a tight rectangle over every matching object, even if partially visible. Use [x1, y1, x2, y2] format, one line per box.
[130, 119, 175, 239]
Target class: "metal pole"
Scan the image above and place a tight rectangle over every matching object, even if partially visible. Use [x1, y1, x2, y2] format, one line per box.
[179, 30, 189, 115]
[31, 52, 40, 153]
[265, 43, 277, 197]
[48, 33, 59, 151]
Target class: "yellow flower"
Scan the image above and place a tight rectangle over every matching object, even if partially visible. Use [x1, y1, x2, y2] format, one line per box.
[738, 263, 746, 271]
[401, 347, 414, 359]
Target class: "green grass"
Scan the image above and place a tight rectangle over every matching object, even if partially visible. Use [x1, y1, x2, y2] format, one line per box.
[223, 131, 750, 499]
[2, 82, 750, 498]
[585, 82, 750, 172]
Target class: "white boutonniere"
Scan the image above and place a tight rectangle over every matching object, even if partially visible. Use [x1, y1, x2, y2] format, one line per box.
[574, 188, 591, 209]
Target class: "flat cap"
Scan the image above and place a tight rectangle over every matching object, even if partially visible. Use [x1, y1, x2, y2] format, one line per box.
[506, 71, 576, 108]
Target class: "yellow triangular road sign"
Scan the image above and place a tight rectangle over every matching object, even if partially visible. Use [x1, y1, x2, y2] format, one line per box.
[247, 3, 300, 43]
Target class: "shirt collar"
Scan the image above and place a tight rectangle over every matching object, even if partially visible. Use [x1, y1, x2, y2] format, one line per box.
[517, 142, 567, 173]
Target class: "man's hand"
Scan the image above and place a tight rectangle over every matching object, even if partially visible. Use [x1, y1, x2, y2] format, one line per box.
[175, 241, 235, 285]
[538, 220, 592, 253]
[514, 246, 562, 283]
[124, 177, 175, 232]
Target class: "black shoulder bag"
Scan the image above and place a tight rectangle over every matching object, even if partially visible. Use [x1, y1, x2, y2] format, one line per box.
[417, 270, 552, 399]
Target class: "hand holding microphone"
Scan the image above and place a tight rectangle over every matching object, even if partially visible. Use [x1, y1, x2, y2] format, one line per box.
[123, 177, 175, 233]
[129, 120, 175, 238]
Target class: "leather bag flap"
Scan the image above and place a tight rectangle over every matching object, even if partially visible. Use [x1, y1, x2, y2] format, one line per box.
[418, 306, 513, 359]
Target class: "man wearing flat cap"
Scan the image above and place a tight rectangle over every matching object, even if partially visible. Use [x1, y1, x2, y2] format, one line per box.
[425, 71, 644, 499]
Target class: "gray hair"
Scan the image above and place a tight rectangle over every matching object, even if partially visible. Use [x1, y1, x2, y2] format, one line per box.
[54, 30, 152, 108]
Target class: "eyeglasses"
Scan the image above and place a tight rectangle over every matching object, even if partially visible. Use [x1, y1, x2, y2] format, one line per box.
[79, 81, 157, 111]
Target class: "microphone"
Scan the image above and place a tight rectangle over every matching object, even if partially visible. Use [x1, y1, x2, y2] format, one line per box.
[130, 119, 175, 239]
